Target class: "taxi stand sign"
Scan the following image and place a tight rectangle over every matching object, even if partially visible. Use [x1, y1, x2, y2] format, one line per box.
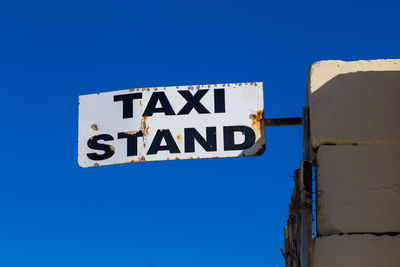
[78, 82, 265, 168]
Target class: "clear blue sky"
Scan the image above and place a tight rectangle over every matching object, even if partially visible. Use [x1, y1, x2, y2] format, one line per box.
[1, 0, 399, 266]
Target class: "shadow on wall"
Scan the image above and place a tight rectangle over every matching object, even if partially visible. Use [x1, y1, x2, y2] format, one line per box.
[310, 71, 400, 145]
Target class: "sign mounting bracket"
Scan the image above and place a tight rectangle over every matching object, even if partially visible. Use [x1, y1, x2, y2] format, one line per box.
[264, 117, 303, 127]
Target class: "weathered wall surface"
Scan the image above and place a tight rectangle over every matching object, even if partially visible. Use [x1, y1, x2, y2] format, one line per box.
[317, 145, 400, 235]
[308, 60, 400, 148]
[308, 59, 400, 267]
[313, 235, 400, 267]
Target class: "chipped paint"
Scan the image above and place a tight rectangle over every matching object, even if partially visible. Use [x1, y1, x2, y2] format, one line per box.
[250, 110, 265, 131]
[254, 144, 266, 156]
[125, 130, 140, 135]
[247, 109, 266, 156]
[140, 117, 149, 136]
[90, 124, 98, 131]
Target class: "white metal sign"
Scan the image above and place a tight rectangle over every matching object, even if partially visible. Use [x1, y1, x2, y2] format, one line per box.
[78, 82, 265, 168]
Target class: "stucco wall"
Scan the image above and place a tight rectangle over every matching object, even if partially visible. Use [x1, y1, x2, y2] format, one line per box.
[308, 60, 400, 147]
[308, 59, 400, 267]
[317, 145, 400, 235]
[313, 235, 400, 267]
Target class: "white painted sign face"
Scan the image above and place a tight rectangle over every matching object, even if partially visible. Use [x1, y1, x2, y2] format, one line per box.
[78, 82, 265, 168]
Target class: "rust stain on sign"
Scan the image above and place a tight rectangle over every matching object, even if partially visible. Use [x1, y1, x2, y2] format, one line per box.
[249, 109, 266, 156]
[125, 130, 140, 135]
[90, 124, 98, 131]
[141, 117, 149, 136]
[250, 110, 264, 131]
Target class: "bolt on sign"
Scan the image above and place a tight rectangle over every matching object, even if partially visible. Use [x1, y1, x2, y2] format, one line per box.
[78, 82, 265, 168]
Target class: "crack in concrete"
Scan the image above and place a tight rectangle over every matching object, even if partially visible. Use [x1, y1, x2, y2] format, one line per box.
[318, 232, 400, 238]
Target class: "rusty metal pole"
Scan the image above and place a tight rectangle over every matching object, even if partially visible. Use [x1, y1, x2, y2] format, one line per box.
[302, 106, 310, 161]
[264, 111, 312, 267]
[264, 117, 302, 126]
[300, 106, 313, 267]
